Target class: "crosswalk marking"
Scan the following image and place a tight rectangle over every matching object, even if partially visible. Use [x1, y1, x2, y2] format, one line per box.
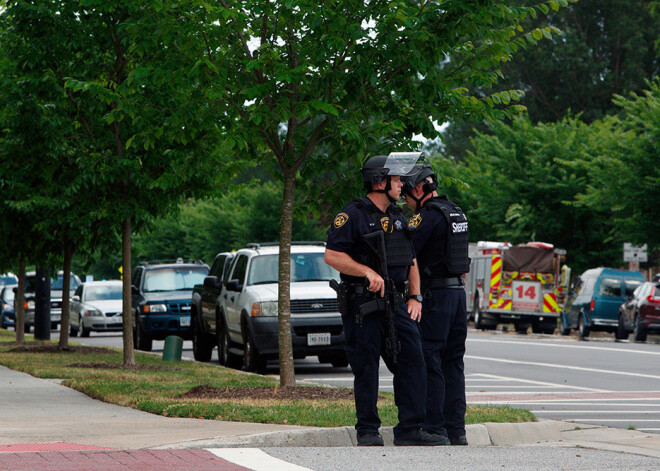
[208, 448, 313, 471]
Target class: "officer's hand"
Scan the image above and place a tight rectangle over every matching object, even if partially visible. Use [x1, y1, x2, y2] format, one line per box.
[364, 271, 385, 297]
[407, 299, 422, 321]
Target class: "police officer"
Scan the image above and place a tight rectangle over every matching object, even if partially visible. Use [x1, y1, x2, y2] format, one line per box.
[402, 164, 470, 446]
[325, 153, 444, 447]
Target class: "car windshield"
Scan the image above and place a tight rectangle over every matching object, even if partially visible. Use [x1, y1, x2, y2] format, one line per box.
[247, 253, 339, 286]
[51, 274, 80, 290]
[143, 267, 208, 292]
[84, 285, 122, 301]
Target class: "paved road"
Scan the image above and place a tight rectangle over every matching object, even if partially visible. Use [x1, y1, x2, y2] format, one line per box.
[70, 327, 660, 434]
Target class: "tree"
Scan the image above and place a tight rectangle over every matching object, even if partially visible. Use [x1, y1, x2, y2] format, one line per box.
[152, 0, 576, 386]
[574, 79, 660, 250]
[455, 116, 618, 273]
[443, 0, 660, 159]
[1, 1, 224, 363]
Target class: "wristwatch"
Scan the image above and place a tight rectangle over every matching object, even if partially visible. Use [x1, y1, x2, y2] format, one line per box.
[407, 294, 423, 303]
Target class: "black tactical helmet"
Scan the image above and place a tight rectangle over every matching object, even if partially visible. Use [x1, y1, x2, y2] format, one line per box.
[361, 152, 424, 184]
[401, 164, 437, 195]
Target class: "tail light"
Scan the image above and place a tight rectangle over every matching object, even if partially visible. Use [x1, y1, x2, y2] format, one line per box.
[590, 299, 595, 311]
[647, 296, 660, 304]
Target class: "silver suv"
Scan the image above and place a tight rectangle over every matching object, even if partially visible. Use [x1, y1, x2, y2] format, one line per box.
[220, 242, 346, 373]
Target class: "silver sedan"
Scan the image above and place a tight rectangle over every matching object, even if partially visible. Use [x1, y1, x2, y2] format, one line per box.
[70, 280, 123, 337]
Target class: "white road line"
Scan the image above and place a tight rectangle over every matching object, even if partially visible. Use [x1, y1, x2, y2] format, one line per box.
[208, 448, 313, 471]
[639, 428, 660, 431]
[466, 385, 566, 389]
[472, 373, 608, 392]
[479, 402, 660, 407]
[466, 355, 660, 381]
[563, 419, 660, 422]
[467, 337, 660, 356]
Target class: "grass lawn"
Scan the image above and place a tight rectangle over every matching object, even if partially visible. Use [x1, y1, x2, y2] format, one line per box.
[0, 329, 535, 427]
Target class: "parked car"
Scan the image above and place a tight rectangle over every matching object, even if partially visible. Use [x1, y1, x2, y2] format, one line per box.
[0, 273, 17, 287]
[197, 241, 346, 373]
[190, 251, 236, 363]
[131, 259, 209, 351]
[14, 271, 82, 331]
[560, 268, 645, 340]
[617, 281, 660, 342]
[0, 284, 16, 329]
[69, 280, 123, 337]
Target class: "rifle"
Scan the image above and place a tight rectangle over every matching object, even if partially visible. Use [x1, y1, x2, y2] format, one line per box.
[358, 230, 401, 364]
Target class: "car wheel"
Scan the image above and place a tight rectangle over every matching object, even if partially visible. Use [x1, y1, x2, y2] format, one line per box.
[633, 314, 647, 342]
[514, 321, 529, 335]
[136, 320, 153, 351]
[80, 315, 91, 337]
[69, 319, 78, 337]
[541, 319, 557, 335]
[192, 314, 213, 362]
[218, 317, 241, 369]
[243, 326, 266, 374]
[578, 313, 590, 340]
[615, 313, 629, 340]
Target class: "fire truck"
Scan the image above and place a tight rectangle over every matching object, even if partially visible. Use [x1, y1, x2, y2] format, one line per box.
[465, 241, 568, 334]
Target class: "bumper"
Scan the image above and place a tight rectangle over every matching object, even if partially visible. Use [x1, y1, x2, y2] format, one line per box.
[249, 315, 345, 357]
[139, 313, 192, 340]
[84, 315, 123, 332]
[486, 311, 559, 321]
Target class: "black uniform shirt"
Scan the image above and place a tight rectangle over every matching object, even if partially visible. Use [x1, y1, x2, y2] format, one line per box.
[327, 199, 414, 284]
[409, 195, 452, 278]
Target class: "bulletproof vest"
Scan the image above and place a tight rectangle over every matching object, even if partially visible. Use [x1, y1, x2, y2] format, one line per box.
[353, 197, 414, 273]
[420, 197, 470, 277]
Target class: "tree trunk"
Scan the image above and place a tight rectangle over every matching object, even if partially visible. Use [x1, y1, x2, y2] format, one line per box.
[15, 259, 25, 345]
[122, 216, 135, 366]
[277, 170, 296, 387]
[58, 246, 74, 349]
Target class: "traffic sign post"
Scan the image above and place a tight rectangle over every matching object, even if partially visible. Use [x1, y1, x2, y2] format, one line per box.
[623, 243, 647, 272]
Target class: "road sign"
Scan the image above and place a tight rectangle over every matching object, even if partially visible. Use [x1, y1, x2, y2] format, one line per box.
[623, 243, 648, 262]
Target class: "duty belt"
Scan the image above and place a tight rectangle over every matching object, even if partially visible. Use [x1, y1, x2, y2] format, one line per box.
[421, 276, 464, 290]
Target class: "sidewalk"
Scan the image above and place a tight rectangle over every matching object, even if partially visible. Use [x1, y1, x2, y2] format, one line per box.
[1, 365, 659, 470]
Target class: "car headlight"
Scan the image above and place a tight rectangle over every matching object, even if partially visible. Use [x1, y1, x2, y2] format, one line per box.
[143, 304, 167, 313]
[251, 301, 278, 317]
[25, 300, 35, 310]
[82, 309, 103, 317]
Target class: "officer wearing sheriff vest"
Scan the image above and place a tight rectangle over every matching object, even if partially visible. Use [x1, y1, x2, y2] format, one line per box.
[402, 164, 470, 446]
[325, 152, 445, 447]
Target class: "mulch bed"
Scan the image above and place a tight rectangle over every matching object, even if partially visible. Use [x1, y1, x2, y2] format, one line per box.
[69, 362, 180, 371]
[7, 345, 115, 354]
[178, 384, 360, 401]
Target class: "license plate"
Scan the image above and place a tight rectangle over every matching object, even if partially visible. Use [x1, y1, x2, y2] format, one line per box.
[179, 317, 191, 327]
[308, 332, 331, 346]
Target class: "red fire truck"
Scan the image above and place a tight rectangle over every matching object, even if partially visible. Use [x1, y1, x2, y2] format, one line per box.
[465, 241, 568, 334]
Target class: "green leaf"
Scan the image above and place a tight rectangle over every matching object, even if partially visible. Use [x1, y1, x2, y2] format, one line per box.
[532, 29, 543, 41]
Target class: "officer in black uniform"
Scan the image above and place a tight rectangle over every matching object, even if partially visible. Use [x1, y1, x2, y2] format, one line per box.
[402, 164, 470, 446]
[325, 153, 444, 447]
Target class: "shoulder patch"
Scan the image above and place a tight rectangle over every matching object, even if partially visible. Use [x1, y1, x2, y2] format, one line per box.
[409, 213, 422, 228]
[333, 212, 349, 228]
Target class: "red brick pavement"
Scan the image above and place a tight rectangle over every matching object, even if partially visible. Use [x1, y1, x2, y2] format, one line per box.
[0, 449, 252, 471]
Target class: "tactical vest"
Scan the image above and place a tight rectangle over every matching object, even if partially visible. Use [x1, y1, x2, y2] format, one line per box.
[353, 197, 414, 273]
[419, 197, 470, 277]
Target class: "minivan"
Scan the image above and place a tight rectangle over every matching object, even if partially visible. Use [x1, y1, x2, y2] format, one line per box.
[560, 268, 645, 340]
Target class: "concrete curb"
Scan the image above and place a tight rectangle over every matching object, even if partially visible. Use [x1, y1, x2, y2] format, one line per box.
[157, 420, 561, 449]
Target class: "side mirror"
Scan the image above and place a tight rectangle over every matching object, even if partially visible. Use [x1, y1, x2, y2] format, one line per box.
[203, 276, 219, 289]
[131, 285, 139, 295]
[12, 287, 17, 294]
[226, 279, 243, 292]
[72, 295, 80, 302]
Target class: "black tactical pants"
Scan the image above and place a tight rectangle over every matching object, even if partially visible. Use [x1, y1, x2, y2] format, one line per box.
[420, 287, 467, 438]
[342, 293, 426, 437]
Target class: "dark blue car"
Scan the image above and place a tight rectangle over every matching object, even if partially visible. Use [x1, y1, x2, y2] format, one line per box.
[560, 268, 645, 340]
[0, 284, 16, 329]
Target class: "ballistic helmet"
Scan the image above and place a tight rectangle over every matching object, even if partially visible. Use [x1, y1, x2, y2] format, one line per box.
[361, 152, 424, 184]
[401, 164, 437, 195]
